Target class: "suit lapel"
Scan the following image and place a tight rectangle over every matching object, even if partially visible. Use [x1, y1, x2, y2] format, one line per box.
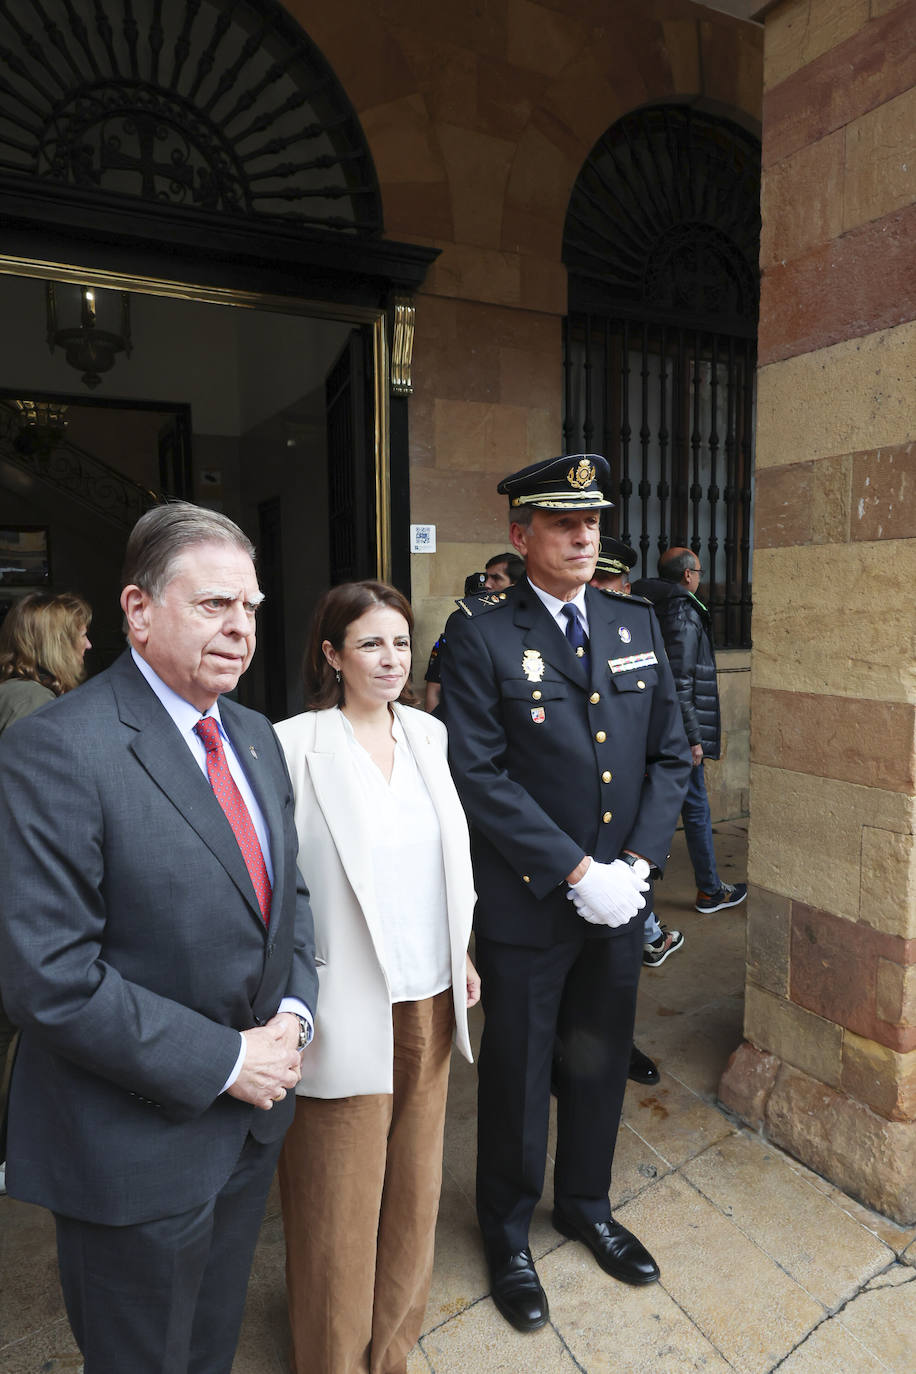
[306, 711, 386, 952]
[514, 583, 589, 689]
[585, 584, 620, 693]
[394, 704, 466, 882]
[111, 655, 266, 928]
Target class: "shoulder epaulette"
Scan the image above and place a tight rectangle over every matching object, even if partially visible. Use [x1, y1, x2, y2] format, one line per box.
[454, 591, 508, 618]
[597, 588, 652, 607]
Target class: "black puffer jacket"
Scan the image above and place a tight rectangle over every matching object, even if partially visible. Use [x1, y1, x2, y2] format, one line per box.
[630, 578, 721, 758]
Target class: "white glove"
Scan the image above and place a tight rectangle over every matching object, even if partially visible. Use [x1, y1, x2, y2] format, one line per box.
[566, 858, 649, 928]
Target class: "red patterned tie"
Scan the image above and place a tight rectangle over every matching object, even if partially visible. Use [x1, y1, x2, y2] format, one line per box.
[194, 717, 272, 926]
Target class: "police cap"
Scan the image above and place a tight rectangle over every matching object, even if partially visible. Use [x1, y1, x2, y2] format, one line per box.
[595, 534, 637, 577]
[497, 453, 614, 511]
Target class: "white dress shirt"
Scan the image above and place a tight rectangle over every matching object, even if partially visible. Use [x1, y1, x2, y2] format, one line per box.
[130, 649, 311, 1090]
[527, 578, 590, 636]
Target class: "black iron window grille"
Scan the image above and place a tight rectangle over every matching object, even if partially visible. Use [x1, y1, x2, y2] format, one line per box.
[563, 106, 761, 649]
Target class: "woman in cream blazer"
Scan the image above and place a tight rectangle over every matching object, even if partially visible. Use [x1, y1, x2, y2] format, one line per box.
[275, 579, 478, 1374]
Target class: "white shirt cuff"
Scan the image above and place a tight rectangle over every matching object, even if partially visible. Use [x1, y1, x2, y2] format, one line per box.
[220, 1033, 246, 1094]
[278, 997, 314, 1049]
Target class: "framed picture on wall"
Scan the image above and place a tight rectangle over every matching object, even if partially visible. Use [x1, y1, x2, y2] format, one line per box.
[0, 526, 51, 586]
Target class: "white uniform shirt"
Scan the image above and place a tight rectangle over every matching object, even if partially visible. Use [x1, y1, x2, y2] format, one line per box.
[528, 578, 590, 636]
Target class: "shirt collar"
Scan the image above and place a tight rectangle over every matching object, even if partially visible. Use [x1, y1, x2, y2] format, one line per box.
[526, 578, 588, 627]
[130, 647, 225, 738]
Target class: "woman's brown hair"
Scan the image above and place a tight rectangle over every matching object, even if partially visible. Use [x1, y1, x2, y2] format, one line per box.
[0, 591, 92, 696]
[303, 581, 418, 710]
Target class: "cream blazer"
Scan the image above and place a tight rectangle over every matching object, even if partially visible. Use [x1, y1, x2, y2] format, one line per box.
[274, 703, 476, 1098]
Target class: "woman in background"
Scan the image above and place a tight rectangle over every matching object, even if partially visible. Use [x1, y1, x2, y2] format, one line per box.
[275, 580, 479, 1374]
[0, 591, 92, 733]
[0, 589, 93, 1193]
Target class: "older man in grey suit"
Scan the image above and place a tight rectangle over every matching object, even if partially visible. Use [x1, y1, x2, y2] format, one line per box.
[0, 503, 318, 1374]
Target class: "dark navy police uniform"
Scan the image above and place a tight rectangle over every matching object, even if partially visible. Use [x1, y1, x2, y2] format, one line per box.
[440, 461, 690, 1261]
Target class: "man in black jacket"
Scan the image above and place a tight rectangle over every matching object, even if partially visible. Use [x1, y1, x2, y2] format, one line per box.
[631, 548, 747, 915]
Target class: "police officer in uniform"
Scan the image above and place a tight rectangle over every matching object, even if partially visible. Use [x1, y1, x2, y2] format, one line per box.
[591, 533, 639, 592]
[439, 454, 690, 1332]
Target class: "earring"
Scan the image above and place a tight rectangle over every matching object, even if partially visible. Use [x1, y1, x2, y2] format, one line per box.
[335, 669, 341, 684]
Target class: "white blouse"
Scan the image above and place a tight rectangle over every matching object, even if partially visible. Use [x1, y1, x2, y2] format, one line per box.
[341, 711, 452, 1004]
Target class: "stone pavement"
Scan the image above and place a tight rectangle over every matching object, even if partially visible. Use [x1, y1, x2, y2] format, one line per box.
[2, 823, 915, 1372]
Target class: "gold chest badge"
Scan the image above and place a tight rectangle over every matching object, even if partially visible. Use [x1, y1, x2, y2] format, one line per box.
[522, 649, 545, 682]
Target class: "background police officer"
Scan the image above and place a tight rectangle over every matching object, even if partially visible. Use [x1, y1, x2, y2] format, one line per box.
[440, 454, 690, 1333]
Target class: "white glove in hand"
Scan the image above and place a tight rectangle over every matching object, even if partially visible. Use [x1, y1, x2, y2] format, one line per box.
[566, 858, 649, 928]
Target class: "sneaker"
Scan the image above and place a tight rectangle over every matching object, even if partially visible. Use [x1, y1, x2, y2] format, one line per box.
[695, 882, 748, 913]
[642, 926, 684, 967]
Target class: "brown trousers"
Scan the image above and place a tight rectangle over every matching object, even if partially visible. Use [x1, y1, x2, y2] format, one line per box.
[279, 990, 454, 1374]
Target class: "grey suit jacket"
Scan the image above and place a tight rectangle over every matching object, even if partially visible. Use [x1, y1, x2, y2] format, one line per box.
[0, 651, 317, 1225]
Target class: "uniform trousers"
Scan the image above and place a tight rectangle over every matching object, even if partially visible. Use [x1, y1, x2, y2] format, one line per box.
[54, 1131, 283, 1374]
[279, 989, 454, 1374]
[475, 919, 644, 1257]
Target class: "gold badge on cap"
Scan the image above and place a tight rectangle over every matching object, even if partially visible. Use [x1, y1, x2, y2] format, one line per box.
[522, 649, 545, 682]
[567, 458, 595, 490]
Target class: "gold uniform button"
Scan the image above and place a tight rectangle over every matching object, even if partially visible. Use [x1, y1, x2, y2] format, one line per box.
[595, 730, 606, 743]
[499, 592, 507, 600]
[532, 690, 542, 700]
[602, 811, 612, 823]
[602, 770, 612, 783]
[637, 679, 645, 689]
[522, 875, 531, 883]
[589, 692, 600, 704]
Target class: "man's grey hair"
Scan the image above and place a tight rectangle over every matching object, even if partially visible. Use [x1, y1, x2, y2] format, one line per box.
[509, 505, 535, 530]
[122, 502, 256, 603]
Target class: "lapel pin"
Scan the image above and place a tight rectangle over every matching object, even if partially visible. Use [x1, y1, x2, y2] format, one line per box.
[618, 626, 632, 643]
[249, 745, 258, 759]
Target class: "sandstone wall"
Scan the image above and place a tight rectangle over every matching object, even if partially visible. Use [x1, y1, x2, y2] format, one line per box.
[720, 0, 916, 1222]
[283, 0, 763, 676]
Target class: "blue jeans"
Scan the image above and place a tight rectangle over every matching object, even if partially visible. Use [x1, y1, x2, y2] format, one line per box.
[682, 762, 721, 895]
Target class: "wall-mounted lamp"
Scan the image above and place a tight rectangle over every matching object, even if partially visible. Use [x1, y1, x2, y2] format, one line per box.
[46, 282, 132, 389]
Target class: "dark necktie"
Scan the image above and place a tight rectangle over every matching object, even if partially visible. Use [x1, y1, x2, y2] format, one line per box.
[194, 717, 272, 926]
[562, 603, 590, 673]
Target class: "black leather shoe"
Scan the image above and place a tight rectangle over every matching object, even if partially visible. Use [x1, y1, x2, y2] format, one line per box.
[553, 1211, 660, 1285]
[628, 1045, 660, 1085]
[488, 1248, 549, 1331]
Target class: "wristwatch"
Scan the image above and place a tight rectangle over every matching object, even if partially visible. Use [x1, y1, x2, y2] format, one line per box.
[618, 852, 652, 882]
[294, 1015, 312, 1051]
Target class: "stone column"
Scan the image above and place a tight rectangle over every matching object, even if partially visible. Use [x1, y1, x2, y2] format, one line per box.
[719, 0, 916, 1223]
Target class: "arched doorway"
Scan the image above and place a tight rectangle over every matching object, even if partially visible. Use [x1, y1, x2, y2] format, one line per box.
[562, 104, 761, 649]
